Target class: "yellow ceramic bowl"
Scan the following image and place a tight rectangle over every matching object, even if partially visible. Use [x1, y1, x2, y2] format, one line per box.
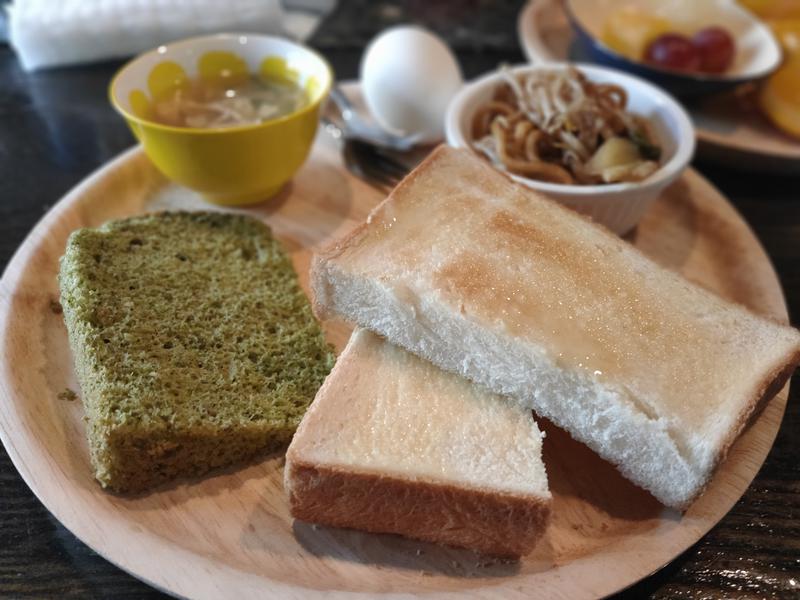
[110, 34, 333, 205]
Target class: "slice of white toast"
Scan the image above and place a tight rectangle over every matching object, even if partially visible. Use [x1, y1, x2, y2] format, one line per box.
[311, 145, 800, 509]
[285, 328, 551, 558]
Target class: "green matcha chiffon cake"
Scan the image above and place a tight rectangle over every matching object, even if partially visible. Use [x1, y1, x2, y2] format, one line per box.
[58, 212, 334, 493]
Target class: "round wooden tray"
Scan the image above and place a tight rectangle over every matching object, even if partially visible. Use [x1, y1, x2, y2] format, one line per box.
[0, 128, 791, 598]
[517, 0, 800, 173]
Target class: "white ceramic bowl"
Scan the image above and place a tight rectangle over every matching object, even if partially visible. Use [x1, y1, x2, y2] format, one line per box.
[445, 63, 696, 235]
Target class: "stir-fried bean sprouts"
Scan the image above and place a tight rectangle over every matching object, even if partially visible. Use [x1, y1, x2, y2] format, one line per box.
[471, 67, 662, 185]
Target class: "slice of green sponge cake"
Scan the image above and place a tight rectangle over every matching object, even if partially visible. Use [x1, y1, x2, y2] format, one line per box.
[59, 211, 335, 493]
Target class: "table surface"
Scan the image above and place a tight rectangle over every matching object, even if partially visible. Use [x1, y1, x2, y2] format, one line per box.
[1, 1, 799, 598]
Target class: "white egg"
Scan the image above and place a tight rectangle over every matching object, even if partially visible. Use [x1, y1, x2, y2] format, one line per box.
[360, 26, 463, 143]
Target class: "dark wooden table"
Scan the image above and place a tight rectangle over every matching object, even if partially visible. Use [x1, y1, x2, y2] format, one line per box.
[1, 1, 799, 598]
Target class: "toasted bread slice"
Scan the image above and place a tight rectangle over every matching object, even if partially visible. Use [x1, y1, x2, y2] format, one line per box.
[311, 146, 800, 509]
[285, 329, 551, 557]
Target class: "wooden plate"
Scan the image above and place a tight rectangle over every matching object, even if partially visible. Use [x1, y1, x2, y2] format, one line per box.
[517, 0, 800, 173]
[0, 126, 791, 598]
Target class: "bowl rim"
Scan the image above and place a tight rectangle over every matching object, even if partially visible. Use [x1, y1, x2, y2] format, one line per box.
[563, 0, 783, 84]
[444, 61, 696, 196]
[108, 32, 333, 136]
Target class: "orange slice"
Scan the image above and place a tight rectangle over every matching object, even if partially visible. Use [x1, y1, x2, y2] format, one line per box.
[760, 52, 800, 138]
[738, 1, 800, 20]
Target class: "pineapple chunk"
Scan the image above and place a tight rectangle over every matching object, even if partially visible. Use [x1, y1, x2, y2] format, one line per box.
[602, 6, 673, 60]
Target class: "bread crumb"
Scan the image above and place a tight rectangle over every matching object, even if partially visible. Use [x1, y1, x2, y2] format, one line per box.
[58, 388, 77, 402]
[49, 299, 63, 315]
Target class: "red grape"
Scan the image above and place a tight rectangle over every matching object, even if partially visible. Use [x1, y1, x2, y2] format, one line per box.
[692, 26, 735, 73]
[644, 33, 701, 72]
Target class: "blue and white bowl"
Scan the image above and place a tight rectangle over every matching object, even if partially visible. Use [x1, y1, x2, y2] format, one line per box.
[565, 0, 782, 97]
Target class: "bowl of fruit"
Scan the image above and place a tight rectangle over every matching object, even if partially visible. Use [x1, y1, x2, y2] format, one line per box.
[750, 4, 800, 139]
[565, 0, 782, 97]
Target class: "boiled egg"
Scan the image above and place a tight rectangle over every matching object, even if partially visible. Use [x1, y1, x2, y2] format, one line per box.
[360, 25, 463, 143]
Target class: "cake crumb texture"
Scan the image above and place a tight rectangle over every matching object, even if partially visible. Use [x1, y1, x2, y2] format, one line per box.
[59, 211, 334, 492]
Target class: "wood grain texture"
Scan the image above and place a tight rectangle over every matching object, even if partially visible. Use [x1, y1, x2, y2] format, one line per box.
[0, 124, 793, 598]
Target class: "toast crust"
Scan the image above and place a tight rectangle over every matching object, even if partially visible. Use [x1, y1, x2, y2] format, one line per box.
[711, 349, 800, 481]
[285, 459, 551, 558]
[676, 350, 800, 509]
[310, 145, 800, 510]
[310, 147, 447, 320]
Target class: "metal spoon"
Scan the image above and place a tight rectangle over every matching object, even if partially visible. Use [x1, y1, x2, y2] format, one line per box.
[325, 85, 425, 152]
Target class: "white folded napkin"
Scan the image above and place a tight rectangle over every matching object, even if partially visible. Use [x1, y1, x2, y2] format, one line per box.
[7, 0, 332, 71]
